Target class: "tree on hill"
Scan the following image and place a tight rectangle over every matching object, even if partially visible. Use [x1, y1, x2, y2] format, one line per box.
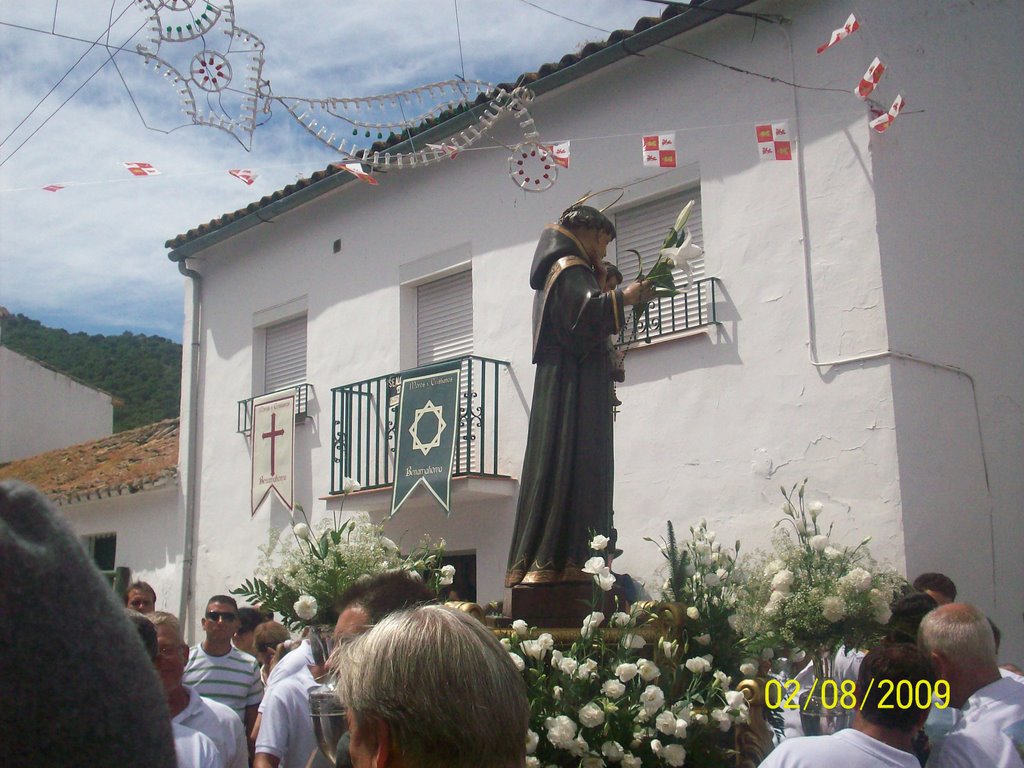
[0, 313, 182, 432]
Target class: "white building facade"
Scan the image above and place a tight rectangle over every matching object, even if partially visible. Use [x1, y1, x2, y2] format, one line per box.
[168, 0, 1023, 659]
[0, 345, 114, 463]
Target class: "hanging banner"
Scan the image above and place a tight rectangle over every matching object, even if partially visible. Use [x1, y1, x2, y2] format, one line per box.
[389, 360, 462, 519]
[755, 121, 793, 161]
[251, 391, 295, 515]
[642, 133, 677, 167]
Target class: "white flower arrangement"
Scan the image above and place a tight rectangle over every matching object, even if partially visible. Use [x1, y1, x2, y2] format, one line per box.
[507, 540, 750, 767]
[734, 481, 905, 679]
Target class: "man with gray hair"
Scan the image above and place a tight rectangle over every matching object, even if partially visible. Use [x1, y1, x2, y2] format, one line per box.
[333, 604, 529, 768]
[919, 603, 1024, 767]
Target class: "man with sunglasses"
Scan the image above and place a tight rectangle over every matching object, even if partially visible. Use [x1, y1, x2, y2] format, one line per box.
[184, 594, 264, 752]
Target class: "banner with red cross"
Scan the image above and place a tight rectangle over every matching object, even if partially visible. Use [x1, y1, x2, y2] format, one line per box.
[642, 133, 677, 168]
[755, 122, 793, 161]
[251, 391, 295, 515]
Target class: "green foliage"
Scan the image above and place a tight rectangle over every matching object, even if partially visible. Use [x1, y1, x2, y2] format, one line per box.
[0, 313, 181, 432]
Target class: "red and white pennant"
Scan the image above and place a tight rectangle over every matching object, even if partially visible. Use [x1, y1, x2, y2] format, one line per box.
[869, 95, 906, 133]
[755, 122, 793, 161]
[123, 162, 160, 177]
[544, 141, 570, 169]
[228, 169, 257, 186]
[817, 13, 860, 54]
[855, 58, 886, 100]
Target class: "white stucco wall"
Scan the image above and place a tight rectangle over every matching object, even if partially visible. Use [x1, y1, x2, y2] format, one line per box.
[59, 484, 183, 613]
[0, 346, 113, 462]
[175, 0, 1022, 660]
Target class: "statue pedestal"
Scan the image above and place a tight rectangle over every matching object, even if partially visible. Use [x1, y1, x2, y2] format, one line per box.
[503, 582, 628, 628]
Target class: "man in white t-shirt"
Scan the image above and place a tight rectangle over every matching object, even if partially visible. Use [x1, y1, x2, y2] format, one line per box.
[173, 722, 226, 768]
[149, 611, 248, 768]
[761, 643, 934, 768]
[920, 603, 1024, 768]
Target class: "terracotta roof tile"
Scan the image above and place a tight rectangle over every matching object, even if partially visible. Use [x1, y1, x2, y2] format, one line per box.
[0, 419, 179, 506]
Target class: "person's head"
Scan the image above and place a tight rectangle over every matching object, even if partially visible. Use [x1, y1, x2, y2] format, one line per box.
[148, 611, 189, 694]
[202, 594, 240, 645]
[601, 260, 623, 291]
[335, 605, 529, 768]
[124, 581, 157, 614]
[233, 606, 264, 654]
[855, 643, 935, 732]
[332, 570, 436, 642]
[912, 572, 957, 605]
[559, 204, 616, 267]
[885, 591, 938, 645]
[253, 620, 291, 669]
[126, 609, 159, 661]
[918, 602, 999, 707]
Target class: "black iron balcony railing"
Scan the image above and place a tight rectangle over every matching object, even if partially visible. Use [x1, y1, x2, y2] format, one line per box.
[330, 355, 510, 494]
[237, 383, 312, 434]
[617, 277, 719, 346]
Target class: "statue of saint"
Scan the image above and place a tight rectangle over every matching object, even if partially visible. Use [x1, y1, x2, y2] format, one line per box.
[505, 204, 654, 587]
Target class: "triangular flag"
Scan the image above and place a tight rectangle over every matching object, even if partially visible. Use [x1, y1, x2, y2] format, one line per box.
[817, 13, 860, 54]
[426, 142, 459, 159]
[855, 58, 886, 99]
[123, 162, 160, 177]
[228, 169, 257, 185]
[334, 162, 379, 185]
[42, 184, 66, 192]
[869, 95, 906, 133]
[543, 141, 570, 168]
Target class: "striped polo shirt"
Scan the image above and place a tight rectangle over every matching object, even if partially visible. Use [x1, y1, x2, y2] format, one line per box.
[183, 644, 263, 721]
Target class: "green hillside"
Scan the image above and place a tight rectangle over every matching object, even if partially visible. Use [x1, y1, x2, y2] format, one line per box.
[0, 313, 181, 432]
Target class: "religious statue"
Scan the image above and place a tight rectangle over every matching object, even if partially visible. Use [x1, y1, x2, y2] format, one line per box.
[505, 203, 655, 587]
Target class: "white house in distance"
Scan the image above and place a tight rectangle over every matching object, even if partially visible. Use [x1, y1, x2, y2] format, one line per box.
[165, 0, 1023, 659]
[0, 342, 114, 463]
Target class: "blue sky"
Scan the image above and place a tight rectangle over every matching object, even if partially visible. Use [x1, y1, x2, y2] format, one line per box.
[0, 0, 656, 341]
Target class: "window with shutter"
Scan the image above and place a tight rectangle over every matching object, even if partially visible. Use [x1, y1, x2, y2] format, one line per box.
[416, 270, 473, 366]
[614, 187, 713, 343]
[264, 315, 307, 393]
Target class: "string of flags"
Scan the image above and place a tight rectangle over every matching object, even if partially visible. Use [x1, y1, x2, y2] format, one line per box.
[36, 10, 908, 194]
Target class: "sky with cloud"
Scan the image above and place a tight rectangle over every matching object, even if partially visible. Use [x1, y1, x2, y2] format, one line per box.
[0, 0, 656, 341]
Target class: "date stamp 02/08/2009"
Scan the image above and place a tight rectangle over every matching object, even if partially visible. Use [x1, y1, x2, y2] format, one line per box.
[764, 678, 951, 711]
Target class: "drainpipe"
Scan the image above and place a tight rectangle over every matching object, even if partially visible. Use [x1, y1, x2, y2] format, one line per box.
[173, 254, 202, 642]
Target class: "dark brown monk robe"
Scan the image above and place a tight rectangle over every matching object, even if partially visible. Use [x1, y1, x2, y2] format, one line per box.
[506, 216, 624, 587]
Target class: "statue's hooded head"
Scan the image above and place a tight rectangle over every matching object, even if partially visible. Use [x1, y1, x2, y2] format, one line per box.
[558, 204, 616, 240]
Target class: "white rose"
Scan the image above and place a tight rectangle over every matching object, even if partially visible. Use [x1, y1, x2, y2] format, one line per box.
[594, 568, 616, 592]
[638, 659, 661, 681]
[640, 684, 666, 714]
[685, 656, 711, 675]
[578, 702, 606, 728]
[341, 476, 361, 494]
[499, 637, 511, 650]
[521, 639, 548, 661]
[602, 678, 626, 699]
[771, 569, 794, 594]
[686, 607, 700, 621]
[601, 740, 625, 763]
[582, 556, 607, 574]
[559, 656, 579, 676]
[610, 611, 631, 628]
[581, 611, 605, 638]
[713, 670, 731, 688]
[590, 534, 610, 551]
[438, 564, 456, 586]
[655, 709, 677, 735]
[581, 757, 603, 768]
[661, 640, 678, 659]
[841, 567, 873, 592]
[292, 522, 312, 541]
[808, 500, 824, 518]
[508, 652, 525, 671]
[512, 619, 529, 637]
[621, 633, 646, 650]
[822, 596, 846, 623]
[570, 735, 589, 757]
[544, 715, 577, 748]
[616, 663, 639, 682]
[809, 534, 829, 552]
[674, 718, 688, 738]
[622, 755, 642, 768]
[739, 662, 757, 677]
[293, 594, 318, 621]
[661, 744, 687, 767]
[577, 659, 599, 680]
[824, 546, 843, 558]
[553, 685, 562, 700]
[525, 729, 539, 754]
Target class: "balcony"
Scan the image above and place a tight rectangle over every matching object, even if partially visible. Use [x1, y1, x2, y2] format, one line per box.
[618, 277, 719, 345]
[330, 355, 510, 495]
[237, 383, 312, 434]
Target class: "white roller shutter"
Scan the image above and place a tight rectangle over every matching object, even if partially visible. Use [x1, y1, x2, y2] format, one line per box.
[417, 270, 473, 365]
[264, 315, 307, 392]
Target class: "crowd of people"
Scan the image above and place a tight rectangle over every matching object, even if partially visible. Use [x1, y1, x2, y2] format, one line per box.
[3, 477, 1023, 768]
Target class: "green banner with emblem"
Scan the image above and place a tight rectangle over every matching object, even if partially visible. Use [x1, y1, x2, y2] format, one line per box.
[389, 360, 462, 518]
